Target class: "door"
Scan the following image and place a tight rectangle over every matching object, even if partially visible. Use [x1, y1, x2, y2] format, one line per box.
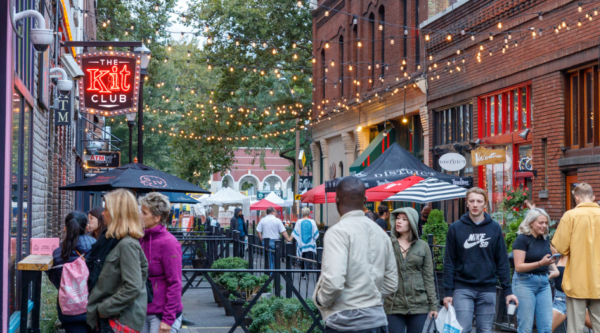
[566, 175, 579, 211]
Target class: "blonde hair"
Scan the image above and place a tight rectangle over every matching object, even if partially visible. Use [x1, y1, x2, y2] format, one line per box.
[466, 187, 489, 205]
[518, 208, 550, 238]
[139, 192, 171, 225]
[104, 189, 145, 240]
[301, 207, 311, 217]
[573, 182, 594, 200]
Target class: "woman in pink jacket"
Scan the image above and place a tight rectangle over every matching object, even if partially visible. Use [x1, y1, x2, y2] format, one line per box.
[139, 193, 183, 333]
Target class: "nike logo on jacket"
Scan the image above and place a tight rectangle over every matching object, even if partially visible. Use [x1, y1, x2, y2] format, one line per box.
[442, 213, 513, 297]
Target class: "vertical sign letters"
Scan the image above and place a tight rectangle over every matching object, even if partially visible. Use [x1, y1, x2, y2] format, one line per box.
[77, 51, 141, 117]
[54, 93, 71, 126]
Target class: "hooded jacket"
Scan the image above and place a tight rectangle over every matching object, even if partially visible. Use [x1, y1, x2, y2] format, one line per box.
[384, 207, 437, 315]
[139, 224, 183, 326]
[230, 208, 248, 235]
[443, 213, 512, 297]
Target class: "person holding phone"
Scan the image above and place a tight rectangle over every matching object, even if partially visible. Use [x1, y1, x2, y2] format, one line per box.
[512, 208, 559, 333]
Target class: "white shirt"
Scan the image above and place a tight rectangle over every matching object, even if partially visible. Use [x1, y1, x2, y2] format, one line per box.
[257, 214, 286, 240]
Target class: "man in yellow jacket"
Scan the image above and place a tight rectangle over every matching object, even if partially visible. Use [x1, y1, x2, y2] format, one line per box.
[553, 183, 600, 333]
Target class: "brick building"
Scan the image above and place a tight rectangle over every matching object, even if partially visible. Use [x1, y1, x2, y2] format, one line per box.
[310, 0, 429, 224]
[423, 0, 600, 221]
[1, 0, 96, 327]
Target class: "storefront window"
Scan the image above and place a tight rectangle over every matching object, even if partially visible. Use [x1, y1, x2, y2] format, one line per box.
[10, 91, 32, 316]
[482, 145, 513, 212]
[479, 83, 532, 137]
[434, 103, 473, 145]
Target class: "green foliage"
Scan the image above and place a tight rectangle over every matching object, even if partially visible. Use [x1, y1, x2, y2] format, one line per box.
[229, 293, 238, 301]
[41, 276, 58, 333]
[211, 257, 249, 280]
[421, 209, 448, 271]
[505, 218, 523, 253]
[219, 273, 272, 300]
[500, 185, 530, 211]
[249, 297, 321, 333]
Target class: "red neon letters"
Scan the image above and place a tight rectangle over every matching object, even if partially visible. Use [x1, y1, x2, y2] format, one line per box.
[87, 64, 131, 93]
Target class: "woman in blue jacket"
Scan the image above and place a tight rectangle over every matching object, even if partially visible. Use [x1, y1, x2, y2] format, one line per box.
[47, 211, 96, 333]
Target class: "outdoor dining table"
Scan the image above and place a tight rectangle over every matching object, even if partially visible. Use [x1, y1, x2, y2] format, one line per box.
[17, 254, 53, 333]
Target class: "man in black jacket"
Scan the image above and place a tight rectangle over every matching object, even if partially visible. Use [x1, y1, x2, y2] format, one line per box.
[443, 187, 518, 333]
[230, 208, 248, 256]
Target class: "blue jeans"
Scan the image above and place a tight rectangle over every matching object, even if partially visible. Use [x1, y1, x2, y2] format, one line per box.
[264, 239, 276, 270]
[513, 273, 552, 333]
[453, 289, 497, 333]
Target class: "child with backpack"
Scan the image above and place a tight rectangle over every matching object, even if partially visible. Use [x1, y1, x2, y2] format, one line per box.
[47, 211, 96, 333]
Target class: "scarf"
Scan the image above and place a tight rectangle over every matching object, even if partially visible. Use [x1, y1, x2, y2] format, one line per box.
[86, 229, 121, 292]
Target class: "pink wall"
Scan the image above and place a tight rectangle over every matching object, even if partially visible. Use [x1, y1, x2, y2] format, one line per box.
[211, 148, 292, 183]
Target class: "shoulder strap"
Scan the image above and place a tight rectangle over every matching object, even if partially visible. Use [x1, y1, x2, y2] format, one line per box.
[75, 250, 85, 258]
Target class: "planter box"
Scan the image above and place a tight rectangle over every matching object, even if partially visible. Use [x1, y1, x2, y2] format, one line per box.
[191, 258, 207, 269]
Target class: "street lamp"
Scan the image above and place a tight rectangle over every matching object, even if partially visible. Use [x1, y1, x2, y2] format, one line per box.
[126, 113, 137, 163]
[134, 44, 151, 164]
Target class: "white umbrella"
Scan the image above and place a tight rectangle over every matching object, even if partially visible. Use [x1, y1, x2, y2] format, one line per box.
[385, 178, 467, 204]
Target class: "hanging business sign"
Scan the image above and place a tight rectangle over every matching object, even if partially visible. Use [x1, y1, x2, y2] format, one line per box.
[438, 153, 467, 171]
[84, 151, 121, 168]
[54, 92, 71, 126]
[471, 146, 507, 166]
[77, 51, 141, 117]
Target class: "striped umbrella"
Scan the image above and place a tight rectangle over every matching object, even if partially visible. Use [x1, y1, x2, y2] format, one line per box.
[385, 177, 467, 203]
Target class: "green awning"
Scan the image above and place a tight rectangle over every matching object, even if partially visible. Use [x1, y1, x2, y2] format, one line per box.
[350, 127, 395, 173]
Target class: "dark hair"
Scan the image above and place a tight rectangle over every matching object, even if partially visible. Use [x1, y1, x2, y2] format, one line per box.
[61, 211, 88, 262]
[378, 205, 389, 215]
[88, 207, 106, 239]
[266, 207, 275, 215]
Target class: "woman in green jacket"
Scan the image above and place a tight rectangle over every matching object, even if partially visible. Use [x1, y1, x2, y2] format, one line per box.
[385, 207, 438, 333]
[86, 189, 149, 332]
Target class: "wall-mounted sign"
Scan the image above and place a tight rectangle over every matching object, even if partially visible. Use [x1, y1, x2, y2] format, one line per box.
[84, 151, 121, 168]
[438, 153, 467, 172]
[298, 150, 306, 169]
[77, 51, 141, 117]
[471, 146, 507, 166]
[54, 92, 71, 126]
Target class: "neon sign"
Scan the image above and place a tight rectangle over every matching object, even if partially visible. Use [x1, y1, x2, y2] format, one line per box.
[77, 51, 141, 117]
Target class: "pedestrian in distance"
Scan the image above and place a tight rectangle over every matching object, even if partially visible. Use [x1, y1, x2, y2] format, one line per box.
[363, 206, 376, 221]
[418, 206, 431, 237]
[375, 205, 389, 231]
[139, 192, 184, 333]
[550, 245, 593, 332]
[257, 207, 292, 269]
[512, 207, 558, 333]
[47, 211, 97, 333]
[292, 207, 320, 279]
[86, 189, 149, 333]
[230, 208, 248, 256]
[87, 207, 106, 240]
[552, 182, 600, 333]
[385, 207, 438, 333]
[313, 177, 398, 333]
[204, 208, 219, 230]
[443, 187, 518, 333]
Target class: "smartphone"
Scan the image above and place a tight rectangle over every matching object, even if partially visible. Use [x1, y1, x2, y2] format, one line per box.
[551, 253, 562, 260]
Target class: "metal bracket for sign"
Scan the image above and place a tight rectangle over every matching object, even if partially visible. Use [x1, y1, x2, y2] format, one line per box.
[62, 41, 143, 53]
[81, 116, 122, 152]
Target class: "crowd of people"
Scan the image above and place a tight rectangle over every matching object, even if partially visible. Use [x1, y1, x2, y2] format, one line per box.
[315, 179, 600, 333]
[45, 179, 600, 333]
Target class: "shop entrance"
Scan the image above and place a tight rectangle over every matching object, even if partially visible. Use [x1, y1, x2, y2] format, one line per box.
[566, 174, 578, 211]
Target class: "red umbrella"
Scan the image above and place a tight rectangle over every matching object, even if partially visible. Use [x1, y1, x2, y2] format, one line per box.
[365, 175, 424, 201]
[301, 184, 336, 204]
[250, 199, 283, 212]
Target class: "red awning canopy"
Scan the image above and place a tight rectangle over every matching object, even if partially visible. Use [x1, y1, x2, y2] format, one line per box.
[301, 184, 335, 204]
[250, 199, 283, 211]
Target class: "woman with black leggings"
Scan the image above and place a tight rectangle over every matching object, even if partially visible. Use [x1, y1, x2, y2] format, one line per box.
[384, 207, 438, 333]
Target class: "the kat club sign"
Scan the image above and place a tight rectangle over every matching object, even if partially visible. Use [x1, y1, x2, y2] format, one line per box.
[77, 51, 141, 117]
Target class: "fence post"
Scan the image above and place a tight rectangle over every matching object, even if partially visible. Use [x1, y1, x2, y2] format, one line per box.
[248, 235, 254, 269]
[252, 220, 256, 235]
[275, 240, 281, 297]
[264, 238, 271, 272]
[316, 247, 323, 280]
[233, 231, 240, 258]
[427, 234, 435, 262]
[285, 242, 293, 298]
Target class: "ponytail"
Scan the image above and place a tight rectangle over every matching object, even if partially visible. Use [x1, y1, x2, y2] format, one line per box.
[61, 211, 88, 262]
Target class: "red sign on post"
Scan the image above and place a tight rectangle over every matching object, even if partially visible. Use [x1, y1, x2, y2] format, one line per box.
[77, 51, 141, 117]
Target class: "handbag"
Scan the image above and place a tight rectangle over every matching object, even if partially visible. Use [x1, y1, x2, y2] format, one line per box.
[427, 315, 440, 333]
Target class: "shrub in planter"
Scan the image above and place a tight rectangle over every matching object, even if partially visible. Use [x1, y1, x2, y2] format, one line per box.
[248, 297, 322, 333]
[210, 257, 248, 280]
[421, 209, 448, 271]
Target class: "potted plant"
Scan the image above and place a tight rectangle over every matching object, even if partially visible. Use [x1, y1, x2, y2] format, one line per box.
[421, 209, 448, 303]
[248, 297, 321, 333]
[210, 257, 248, 306]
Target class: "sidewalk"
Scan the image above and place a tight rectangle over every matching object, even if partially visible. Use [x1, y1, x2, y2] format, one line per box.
[179, 284, 244, 333]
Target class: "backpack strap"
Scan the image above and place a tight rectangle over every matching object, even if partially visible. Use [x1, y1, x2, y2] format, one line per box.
[75, 250, 85, 258]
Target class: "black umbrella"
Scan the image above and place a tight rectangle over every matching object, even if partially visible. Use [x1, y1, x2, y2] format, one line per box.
[161, 192, 201, 204]
[60, 162, 210, 194]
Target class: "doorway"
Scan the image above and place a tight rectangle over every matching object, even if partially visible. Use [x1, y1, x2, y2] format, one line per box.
[566, 174, 578, 211]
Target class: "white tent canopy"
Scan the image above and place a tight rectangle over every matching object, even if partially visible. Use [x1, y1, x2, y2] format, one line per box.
[264, 192, 286, 206]
[204, 187, 251, 217]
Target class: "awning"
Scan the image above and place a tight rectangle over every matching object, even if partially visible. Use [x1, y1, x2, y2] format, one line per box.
[349, 127, 395, 173]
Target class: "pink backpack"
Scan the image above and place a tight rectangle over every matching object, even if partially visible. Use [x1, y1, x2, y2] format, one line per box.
[58, 251, 90, 315]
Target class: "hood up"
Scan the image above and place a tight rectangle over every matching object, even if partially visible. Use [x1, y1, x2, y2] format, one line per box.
[389, 207, 419, 240]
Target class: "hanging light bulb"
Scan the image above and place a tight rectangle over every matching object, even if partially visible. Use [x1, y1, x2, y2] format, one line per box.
[578, 3, 582, 12]
[429, 55, 433, 60]
[471, 34, 475, 41]
[325, 10, 329, 16]
[312, 56, 316, 63]
[349, 64, 353, 71]
[325, 42, 330, 48]
[379, 24, 383, 31]
[154, 2, 159, 11]
[181, 14, 186, 22]
[447, 34, 452, 41]
[207, 36, 212, 44]
[187, 50, 191, 57]
[297, 0, 302, 7]
[578, 19, 582, 26]
[358, 40, 362, 47]
[293, 53, 298, 60]
[262, 41, 267, 48]
[292, 42, 297, 48]
[425, 34, 430, 41]
[331, 59, 335, 66]
[390, 37, 394, 44]
[489, 33, 494, 40]
[272, 48, 277, 54]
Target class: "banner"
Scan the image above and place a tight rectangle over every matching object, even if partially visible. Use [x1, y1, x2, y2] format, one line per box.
[54, 92, 71, 126]
[471, 146, 507, 166]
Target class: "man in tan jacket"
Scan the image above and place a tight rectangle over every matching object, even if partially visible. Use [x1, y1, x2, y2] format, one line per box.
[313, 177, 398, 332]
[553, 183, 600, 333]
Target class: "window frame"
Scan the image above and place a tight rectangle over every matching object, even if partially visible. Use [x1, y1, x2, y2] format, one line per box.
[433, 102, 473, 146]
[478, 82, 532, 139]
[565, 66, 600, 149]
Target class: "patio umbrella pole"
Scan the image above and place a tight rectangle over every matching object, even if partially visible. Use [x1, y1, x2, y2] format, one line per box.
[325, 190, 328, 227]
